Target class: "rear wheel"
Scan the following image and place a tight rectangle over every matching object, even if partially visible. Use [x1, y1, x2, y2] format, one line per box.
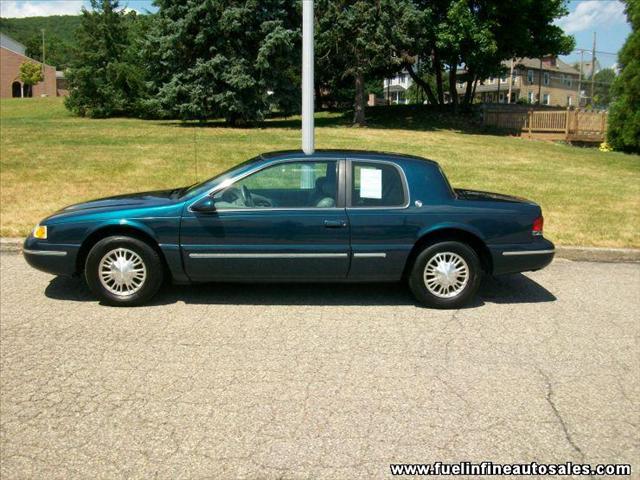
[408, 241, 481, 308]
[85, 236, 164, 306]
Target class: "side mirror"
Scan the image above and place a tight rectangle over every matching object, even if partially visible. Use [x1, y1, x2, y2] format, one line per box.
[191, 196, 217, 213]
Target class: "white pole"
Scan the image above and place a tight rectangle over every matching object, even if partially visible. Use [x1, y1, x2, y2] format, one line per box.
[302, 0, 315, 155]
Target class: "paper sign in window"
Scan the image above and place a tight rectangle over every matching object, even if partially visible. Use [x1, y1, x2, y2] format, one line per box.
[359, 168, 382, 199]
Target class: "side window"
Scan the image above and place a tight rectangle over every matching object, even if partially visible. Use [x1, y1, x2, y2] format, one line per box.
[351, 161, 406, 208]
[527, 70, 534, 84]
[212, 161, 337, 209]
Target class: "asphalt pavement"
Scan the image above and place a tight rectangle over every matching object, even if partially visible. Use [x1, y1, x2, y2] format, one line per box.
[1, 253, 638, 479]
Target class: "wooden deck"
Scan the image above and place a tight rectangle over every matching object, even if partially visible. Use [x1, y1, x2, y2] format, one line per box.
[483, 108, 607, 143]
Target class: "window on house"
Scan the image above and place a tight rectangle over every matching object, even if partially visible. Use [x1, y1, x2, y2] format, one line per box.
[528, 91, 535, 103]
[527, 70, 534, 84]
[499, 93, 505, 103]
[543, 72, 550, 86]
[567, 95, 572, 106]
[543, 93, 550, 105]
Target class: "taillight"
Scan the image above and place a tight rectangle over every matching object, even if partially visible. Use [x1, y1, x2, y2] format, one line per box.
[532, 216, 544, 236]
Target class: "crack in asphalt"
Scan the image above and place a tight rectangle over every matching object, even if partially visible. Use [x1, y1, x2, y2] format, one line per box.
[537, 366, 592, 477]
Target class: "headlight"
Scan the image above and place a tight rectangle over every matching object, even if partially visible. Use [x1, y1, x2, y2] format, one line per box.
[33, 224, 47, 239]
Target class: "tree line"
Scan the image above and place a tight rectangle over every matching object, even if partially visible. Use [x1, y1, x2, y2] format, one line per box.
[0, 15, 81, 70]
[62, 0, 637, 153]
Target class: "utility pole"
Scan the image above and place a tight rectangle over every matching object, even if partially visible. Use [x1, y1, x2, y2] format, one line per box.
[537, 57, 543, 105]
[589, 31, 596, 107]
[41, 29, 46, 96]
[577, 50, 584, 107]
[507, 58, 514, 104]
[301, 0, 314, 155]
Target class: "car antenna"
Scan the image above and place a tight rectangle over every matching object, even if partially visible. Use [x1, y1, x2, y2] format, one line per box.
[302, 0, 314, 155]
[193, 123, 199, 182]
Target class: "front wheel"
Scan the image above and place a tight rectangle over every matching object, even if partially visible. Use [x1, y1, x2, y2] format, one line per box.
[408, 241, 481, 309]
[85, 236, 164, 306]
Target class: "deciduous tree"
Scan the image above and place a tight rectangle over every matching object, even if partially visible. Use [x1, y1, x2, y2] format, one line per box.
[592, 68, 616, 107]
[18, 61, 43, 97]
[400, 0, 574, 107]
[316, 0, 420, 125]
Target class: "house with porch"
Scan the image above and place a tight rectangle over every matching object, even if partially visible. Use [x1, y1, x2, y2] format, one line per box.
[382, 72, 412, 104]
[456, 56, 581, 107]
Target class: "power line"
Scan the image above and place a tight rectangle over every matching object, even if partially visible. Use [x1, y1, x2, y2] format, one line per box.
[570, 48, 618, 56]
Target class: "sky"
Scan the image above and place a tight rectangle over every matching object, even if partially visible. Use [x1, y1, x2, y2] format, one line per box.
[556, 0, 631, 69]
[0, 0, 632, 69]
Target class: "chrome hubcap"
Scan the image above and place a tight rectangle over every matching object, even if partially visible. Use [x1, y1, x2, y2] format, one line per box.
[98, 248, 146, 297]
[424, 252, 469, 298]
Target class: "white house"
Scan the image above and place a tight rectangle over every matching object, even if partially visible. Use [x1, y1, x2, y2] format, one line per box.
[383, 71, 413, 104]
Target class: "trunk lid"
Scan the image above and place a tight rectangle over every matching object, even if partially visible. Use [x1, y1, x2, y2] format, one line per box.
[454, 188, 536, 205]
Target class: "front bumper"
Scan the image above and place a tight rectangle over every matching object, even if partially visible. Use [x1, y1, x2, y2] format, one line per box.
[23, 237, 79, 276]
[489, 239, 555, 275]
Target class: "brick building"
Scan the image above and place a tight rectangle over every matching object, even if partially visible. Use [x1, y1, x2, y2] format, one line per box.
[1, 33, 59, 98]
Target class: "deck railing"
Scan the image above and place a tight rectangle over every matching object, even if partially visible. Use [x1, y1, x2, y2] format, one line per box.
[483, 107, 607, 142]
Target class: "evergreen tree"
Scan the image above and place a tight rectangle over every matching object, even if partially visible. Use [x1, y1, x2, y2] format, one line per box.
[65, 0, 146, 118]
[608, 0, 639, 153]
[143, 0, 300, 125]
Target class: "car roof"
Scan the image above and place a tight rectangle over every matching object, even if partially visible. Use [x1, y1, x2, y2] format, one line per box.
[259, 149, 439, 166]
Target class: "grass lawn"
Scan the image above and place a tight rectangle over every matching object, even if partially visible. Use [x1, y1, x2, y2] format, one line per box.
[1, 97, 638, 247]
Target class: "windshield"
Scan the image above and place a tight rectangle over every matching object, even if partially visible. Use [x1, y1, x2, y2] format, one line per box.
[179, 155, 262, 198]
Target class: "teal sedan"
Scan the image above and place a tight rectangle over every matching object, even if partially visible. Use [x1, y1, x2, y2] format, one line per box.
[24, 150, 554, 308]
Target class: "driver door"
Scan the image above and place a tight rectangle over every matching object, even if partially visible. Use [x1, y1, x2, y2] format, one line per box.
[180, 159, 350, 281]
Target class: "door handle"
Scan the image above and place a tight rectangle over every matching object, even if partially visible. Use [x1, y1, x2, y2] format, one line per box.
[323, 220, 347, 228]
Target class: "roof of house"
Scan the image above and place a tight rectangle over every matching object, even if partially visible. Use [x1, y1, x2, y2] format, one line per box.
[457, 57, 580, 78]
[512, 57, 580, 75]
[0, 33, 27, 56]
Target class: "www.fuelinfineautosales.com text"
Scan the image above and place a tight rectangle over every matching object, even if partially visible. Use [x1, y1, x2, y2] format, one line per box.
[389, 461, 631, 476]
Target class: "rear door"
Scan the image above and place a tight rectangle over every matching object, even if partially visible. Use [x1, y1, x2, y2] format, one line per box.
[181, 159, 351, 281]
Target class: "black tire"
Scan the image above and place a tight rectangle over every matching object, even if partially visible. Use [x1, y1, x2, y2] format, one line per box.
[84, 236, 164, 306]
[408, 241, 482, 309]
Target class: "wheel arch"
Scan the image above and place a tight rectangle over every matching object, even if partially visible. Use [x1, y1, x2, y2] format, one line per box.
[403, 226, 493, 278]
[76, 222, 168, 276]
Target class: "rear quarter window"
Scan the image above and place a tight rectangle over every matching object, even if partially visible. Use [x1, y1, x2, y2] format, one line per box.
[351, 161, 406, 207]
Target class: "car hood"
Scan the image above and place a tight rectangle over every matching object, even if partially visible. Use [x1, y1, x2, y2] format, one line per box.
[40, 189, 186, 224]
[59, 189, 179, 213]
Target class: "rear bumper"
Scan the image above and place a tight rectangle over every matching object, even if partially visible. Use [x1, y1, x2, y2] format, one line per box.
[23, 237, 79, 276]
[489, 239, 555, 275]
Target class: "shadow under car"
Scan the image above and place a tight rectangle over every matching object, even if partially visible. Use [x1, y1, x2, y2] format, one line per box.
[44, 273, 556, 308]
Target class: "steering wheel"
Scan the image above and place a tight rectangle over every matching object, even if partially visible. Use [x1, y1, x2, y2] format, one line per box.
[241, 185, 254, 207]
